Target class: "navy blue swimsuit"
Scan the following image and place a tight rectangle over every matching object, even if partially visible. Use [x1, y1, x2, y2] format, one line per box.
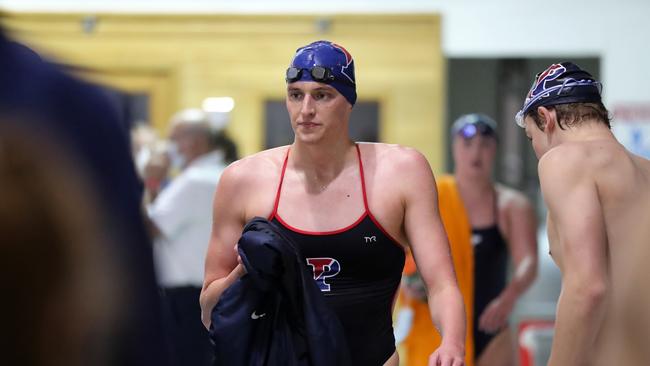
[269, 145, 405, 366]
[472, 191, 508, 358]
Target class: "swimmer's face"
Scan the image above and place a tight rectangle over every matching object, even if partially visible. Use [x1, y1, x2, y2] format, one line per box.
[286, 81, 352, 144]
[452, 133, 497, 179]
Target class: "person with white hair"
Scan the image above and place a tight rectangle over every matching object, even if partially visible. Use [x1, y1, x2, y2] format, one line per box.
[148, 108, 237, 366]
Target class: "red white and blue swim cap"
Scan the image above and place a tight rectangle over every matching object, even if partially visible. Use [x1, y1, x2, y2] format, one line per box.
[286, 40, 357, 106]
[515, 62, 602, 127]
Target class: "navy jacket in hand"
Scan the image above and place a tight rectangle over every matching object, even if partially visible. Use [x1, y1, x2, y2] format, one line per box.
[210, 217, 351, 366]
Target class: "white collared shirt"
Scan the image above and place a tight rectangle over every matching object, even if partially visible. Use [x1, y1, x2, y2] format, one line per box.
[148, 150, 226, 287]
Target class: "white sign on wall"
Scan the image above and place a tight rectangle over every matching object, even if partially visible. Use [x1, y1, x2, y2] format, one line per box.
[612, 104, 650, 159]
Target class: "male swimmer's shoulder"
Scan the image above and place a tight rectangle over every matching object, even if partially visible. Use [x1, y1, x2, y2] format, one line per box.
[538, 143, 591, 177]
[551, 140, 636, 182]
[635, 154, 650, 182]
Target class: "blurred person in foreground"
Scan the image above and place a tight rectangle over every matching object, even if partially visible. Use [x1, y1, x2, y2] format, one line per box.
[0, 25, 168, 366]
[401, 114, 538, 366]
[200, 40, 465, 366]
[0, 124, 119, 366]
[516, 61, 650, 366]
[147, 108, 236, 366]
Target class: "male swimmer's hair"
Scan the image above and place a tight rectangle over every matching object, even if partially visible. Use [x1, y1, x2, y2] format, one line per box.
[528, 102, 611, 131]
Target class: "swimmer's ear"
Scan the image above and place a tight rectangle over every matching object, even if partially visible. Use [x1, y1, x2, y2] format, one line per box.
[537, 106, 556, 134]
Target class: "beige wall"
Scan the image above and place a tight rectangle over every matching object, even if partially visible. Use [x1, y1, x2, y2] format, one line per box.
[3, 13, 445, 169]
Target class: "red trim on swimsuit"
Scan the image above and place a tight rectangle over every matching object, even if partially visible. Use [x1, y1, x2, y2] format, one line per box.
[268, 144, 403, 251]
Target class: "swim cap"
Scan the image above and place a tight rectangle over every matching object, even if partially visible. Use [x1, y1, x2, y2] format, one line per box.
[452, 113, 498, 140]
[286, 40, 357, 106]
[515, 62, 602, 127]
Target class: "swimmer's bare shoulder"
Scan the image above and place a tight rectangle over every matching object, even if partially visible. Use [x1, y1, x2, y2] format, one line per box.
[218, 146, 289, 220]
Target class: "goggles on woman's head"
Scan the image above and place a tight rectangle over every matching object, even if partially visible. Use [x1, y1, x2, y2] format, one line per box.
[457, 122, 496, 139]
[451, 113, 498, 140]
[286, 66, 353, 85]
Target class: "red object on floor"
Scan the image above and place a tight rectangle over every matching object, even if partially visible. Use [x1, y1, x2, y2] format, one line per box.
[518, 320, 555, 366]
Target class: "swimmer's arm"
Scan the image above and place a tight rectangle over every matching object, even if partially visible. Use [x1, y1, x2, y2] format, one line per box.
[401, 150, 466, 363]
[539, 153, 608, 366]
[200, 164, 247, 329]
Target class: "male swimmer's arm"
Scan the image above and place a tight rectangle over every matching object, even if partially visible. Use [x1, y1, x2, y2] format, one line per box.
[539, 152, 608, 366]
[401, 149, 465, 366]
[479, 193, 538, 332]
[199, 165, 247, 329]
